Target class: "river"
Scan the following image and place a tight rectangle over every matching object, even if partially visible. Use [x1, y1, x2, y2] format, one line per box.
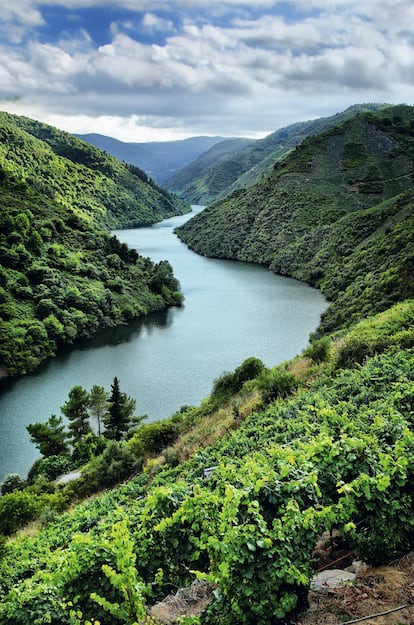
[0, 206, 327, 483]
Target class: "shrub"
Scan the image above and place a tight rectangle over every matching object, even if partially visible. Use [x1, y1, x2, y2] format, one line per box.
[128, 421, 179, 457]
[0, 491, 41, 535]
[1, 473, 26, 496]
[256, 367, 298, 403]
[88, 441, 140, 489]
[303, 337, 331, 363]
[37, 455, 73, 481]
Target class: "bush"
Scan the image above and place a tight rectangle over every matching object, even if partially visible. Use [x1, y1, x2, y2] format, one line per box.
[88, 441, 140, 489]
[128, 421, 179, 457]
[256, 367, 298, 403]
[303, 337, 331, 363]
[1, 473, 26, 495]
[0, 491, 41, 535]
[37, 455, 73, 481]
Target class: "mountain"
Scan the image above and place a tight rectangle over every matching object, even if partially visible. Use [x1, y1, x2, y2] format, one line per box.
[75, 133, 228, 184]
[164, 137, 255, 203]
[176, 104, 414, 333]
[167, 103, 391, 204]
[0, 112, 187, 376]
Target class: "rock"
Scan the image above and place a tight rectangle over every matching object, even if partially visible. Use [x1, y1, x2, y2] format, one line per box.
[311, 569, 356, 593]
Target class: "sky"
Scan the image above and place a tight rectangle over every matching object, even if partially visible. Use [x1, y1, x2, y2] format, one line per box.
[0, 0, 414, 142]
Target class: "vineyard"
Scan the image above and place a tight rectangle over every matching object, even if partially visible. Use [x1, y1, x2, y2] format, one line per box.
[0, 301, 413, 624]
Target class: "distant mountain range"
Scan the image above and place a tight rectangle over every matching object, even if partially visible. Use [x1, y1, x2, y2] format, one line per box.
[75, 134, 233, 184]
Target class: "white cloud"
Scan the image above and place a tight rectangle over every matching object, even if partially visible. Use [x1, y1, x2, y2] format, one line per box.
[141, 13, 175, 33]
[0, 0, 414, 141]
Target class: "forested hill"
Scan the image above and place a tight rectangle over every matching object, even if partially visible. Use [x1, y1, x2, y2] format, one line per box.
[164, 137, 255, 203]
[0, 112, 188, 229]
[177, 105, 414, 333]
[0, 113, 188, 376]
[167, 103, 389, 204]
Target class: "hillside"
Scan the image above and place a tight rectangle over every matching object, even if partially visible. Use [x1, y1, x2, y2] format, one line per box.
[0, 113, 188, 376]
[0, 302, 413, 624]
[0, 113, 188, 229]
[0, 106, 414, 625]
[176, 105, 414, 333]
[167, 103, 390, 204]
[76, 133, 227, 184]
[164, 137, 255, 203]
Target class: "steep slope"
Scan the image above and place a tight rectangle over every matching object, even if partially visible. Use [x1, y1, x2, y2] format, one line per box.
[76, 133, 227, 184]
[177, 105, 414, 332]
[164, 137, 255, 203]
[169, 103, 390, 204]
[0, 114, 186, 376]
[0, 113, 188, 229]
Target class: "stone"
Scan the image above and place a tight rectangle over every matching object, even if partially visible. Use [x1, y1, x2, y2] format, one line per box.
[311, 569, 356, 593]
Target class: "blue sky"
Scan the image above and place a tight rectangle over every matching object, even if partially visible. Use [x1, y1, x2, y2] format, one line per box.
[1, 1, 413, 141]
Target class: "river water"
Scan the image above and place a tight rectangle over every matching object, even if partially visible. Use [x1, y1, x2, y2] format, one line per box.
[0, 206, 327, 482]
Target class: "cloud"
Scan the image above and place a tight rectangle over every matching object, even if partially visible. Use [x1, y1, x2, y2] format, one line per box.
[0, 0, 414, 141]
[141, 13, 175, 34]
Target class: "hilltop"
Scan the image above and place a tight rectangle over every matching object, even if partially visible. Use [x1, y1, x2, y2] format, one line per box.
[0, 113, 188, 375]
[166, 103, 390, 204]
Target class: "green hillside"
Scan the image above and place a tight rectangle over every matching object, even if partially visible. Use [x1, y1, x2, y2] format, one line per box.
[0, 106, 414, 625]
[165, 137, 255, 203]
[177, 105, 414, 333]
[0, 113, 188, 376]
[168, 103, 390, 204]
[0, 112, 188, 229]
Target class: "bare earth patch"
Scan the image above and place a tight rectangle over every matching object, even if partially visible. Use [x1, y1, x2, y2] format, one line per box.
[293, 554, 414, 625]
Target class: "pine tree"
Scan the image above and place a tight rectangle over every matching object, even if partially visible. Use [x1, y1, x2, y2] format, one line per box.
[26, 414, 69, 457]
[88, 385, 109, 436]
[104, 377, 136, 441]
[61, 385, 91, 443]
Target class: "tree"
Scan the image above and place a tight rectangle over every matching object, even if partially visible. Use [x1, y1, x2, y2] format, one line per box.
[26, 414, 69, 457]
[61, 385, 91, 444]
[104, 377, 136, 441]
[88, 385, 109, 436]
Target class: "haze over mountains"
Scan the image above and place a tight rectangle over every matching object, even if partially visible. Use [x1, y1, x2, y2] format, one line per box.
[75, 134, 232, 185]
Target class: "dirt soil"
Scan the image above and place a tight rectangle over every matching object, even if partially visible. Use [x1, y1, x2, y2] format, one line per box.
[293, 553, 414, 625]
[149, 553, 414, 625]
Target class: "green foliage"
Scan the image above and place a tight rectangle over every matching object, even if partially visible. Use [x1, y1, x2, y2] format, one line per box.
[255, 366, 298, 403]
[0, 113, 187, 376]
[1, 474, 26, 496]
[303, 337, 331, 363]
[167, 104, 389, 204]
[128, 421, 180, 457]
[176, 106, 414, 333]
[104, 377, 137, 441]
[62, 386, 91, 444]
[87, 441, 140, 489]
[1, 338, 414, 622]
[90, 518, 150, 624]
[0, 491, 41, 535]
[37, 455, 73, 481]
[27, 414, 69, 457]
[210, 357, 265, 405]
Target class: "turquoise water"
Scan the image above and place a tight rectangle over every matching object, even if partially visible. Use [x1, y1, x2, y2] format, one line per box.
[0, 206, 327, 482]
